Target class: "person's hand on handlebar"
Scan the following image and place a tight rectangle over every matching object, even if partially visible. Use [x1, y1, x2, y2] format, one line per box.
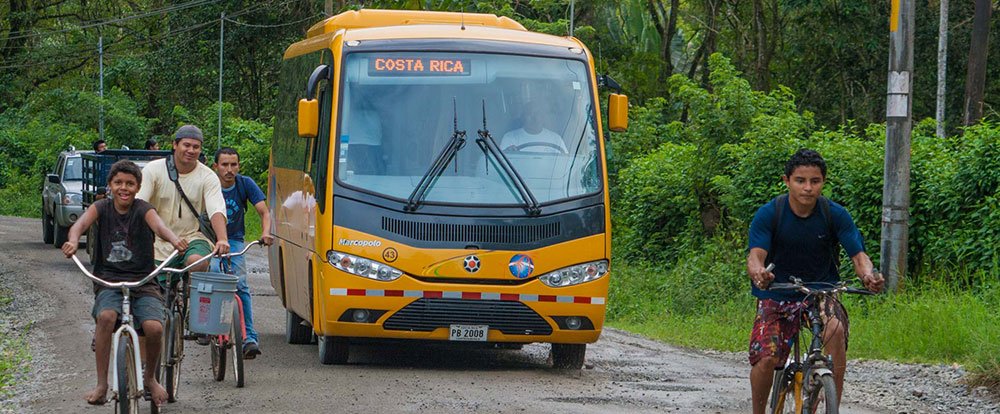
[61, 241, 79, 258]
[170, 238, 189, 253]
[214, 239, 231, 256]
[749, 263, 775, 289]
[860, 271, 885, 293]
[260, 233, 274, 246]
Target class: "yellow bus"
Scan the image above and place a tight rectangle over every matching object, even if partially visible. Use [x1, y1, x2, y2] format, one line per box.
[268, 9, 628, 368]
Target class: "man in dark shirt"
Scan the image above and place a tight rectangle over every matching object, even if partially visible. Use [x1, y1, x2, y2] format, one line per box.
[745, 149, 884, 414]
[209, 147, 273, 358]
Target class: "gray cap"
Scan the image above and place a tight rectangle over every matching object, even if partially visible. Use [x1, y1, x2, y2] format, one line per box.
[174, 124, 203, 142]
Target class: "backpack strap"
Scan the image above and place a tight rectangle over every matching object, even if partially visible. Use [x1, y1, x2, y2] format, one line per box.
[166, 155, 200, 220]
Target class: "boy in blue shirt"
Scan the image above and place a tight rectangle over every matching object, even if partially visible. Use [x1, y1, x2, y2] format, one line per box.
[209, 147, 273, 358]
[745, 149, 884, 414]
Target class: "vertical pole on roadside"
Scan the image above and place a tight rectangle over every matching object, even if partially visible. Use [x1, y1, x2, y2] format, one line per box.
[218, 11, 225, 152]
[325, 0, 333, 17]
[99, 36, 104, 141]
[936, 0, 949, 138]
[882, 0, 914, 292]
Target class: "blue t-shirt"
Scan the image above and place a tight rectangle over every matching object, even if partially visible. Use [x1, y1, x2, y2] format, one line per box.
[747, 196, 865, 301]
[222, 175, 266, 241]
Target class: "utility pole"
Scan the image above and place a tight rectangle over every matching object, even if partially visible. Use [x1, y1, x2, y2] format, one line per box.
[882, 0, 914, 293]
[98, 36, 104, 141]
[936, 0, 948, 138]
[325, 0, 333, 17]
[569, 0, 575, 37]
[218, 11, 224, 151]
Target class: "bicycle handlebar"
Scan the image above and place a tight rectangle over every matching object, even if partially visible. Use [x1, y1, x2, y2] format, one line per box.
[71, 249, 180, 289]
[767, 277, 875, 296]
[216, 240, 261, 259]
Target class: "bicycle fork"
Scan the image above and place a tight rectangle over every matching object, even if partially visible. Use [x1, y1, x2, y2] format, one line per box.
[110, 292, 144, 401]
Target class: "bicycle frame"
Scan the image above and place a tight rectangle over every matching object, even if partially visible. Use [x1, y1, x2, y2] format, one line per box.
[767, 276, 873, 414]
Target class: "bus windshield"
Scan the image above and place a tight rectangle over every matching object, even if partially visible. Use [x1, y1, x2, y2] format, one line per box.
[337, 51, 601, 206]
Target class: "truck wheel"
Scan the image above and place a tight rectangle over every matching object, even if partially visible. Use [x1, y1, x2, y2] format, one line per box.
[550, 343, 586, 369]
[317, 335, 349, 365]
[53, 222, 68, 248]
[285, 310, 312, 344]
[42, 210, 54, 245]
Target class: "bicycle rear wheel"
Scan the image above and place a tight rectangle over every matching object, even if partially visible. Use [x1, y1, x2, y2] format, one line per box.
[116, 336, 141, 414]
[806, 373, 839, 414]
[231, 304, 245, 387]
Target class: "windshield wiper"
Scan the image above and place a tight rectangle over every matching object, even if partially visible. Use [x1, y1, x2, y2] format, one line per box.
[405, 98, 467, 212]
[475, 100, 540, 216]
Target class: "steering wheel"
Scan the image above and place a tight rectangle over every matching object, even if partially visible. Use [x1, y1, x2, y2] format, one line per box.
[513, 142, 568, 154]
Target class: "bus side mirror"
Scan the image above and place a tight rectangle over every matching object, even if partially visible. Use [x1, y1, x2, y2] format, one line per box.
[608, 93, 628, 132]
[298, 99, 319, 138]
[298, 64, 331, 138]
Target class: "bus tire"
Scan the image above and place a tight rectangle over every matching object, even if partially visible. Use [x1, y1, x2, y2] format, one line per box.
[285, 310, 312, 344]
[550, 343, 586, 369]
[318, 335, 349, 365]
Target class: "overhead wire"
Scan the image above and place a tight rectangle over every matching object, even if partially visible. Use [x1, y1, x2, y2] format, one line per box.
[2, 0, 221, 41]
[0, 0, 307, 69]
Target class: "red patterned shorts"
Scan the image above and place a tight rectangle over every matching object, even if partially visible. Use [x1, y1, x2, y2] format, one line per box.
[748, 297, 849, 366]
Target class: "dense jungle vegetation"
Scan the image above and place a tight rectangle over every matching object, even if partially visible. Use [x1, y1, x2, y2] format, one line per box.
[1, 0, 999, 390]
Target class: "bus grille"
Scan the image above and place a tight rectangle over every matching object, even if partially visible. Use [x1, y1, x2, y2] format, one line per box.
[382, 217, 560, 244]
[383, 298, 553, 335]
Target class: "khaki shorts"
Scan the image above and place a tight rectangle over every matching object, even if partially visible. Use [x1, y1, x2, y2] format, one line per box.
[156, 239, 214, 284]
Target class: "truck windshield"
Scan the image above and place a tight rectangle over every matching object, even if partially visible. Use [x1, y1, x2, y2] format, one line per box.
[336, 51, 601, 206]
[63, 157, 82, 181]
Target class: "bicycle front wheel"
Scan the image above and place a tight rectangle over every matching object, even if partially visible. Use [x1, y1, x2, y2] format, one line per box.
[210, 335, 227, 381]
[769, 368, 797, 414]
[116, 336, 141, 414]
[162, 299, 184, 402]
[806, 373, 839, 414]
[231, 304, 245, 387]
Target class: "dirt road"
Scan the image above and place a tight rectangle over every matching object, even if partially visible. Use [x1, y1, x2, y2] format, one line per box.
[1, 216, 994, 413]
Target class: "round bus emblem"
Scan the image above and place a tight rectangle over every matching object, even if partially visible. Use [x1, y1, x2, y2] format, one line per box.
[508, 254, 534, 279]
[463, 255, 481, 273]
[382, 247, 398, 263]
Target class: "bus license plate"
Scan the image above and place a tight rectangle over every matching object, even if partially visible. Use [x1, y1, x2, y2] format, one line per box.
[449, 324, 488, 342]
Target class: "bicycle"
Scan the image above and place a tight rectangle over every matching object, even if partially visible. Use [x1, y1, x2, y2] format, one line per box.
[156, 252, 216, 403]
[208, 240, 262, 388]
[766, 275, 874, 414]
[71, 249, 180, 414]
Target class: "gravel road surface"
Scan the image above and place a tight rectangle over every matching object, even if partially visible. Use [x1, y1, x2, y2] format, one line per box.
[0, 216, 995, 413]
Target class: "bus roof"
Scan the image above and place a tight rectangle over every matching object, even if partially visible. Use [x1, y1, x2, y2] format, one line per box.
[306, 9, 526, 38]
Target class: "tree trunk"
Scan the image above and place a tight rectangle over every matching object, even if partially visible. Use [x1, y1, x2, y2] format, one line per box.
[648, 0, 679, 79]
[752, 0, 771, 90]
[962, 0, 991, 126]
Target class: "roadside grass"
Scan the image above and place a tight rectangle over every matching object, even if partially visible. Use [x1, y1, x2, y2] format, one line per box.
[0, 287, 30, 402]
[607, 243, 1000, 391]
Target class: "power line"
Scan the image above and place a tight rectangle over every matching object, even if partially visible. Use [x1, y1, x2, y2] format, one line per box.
[3, 0, 220, 41]
[224, 13, 324, 28]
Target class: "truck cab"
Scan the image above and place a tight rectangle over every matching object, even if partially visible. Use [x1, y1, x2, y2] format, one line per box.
[42, 147, 90, 247]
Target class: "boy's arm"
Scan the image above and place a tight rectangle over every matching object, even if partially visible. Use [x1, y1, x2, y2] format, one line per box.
[145, 209, 188, 253]
[62, 204, 99, 257]
[253, 200, 273, 245]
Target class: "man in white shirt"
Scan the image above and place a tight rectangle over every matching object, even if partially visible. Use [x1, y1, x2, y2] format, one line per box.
[137, 124, 229, 272]
[500, 100, 568, 154]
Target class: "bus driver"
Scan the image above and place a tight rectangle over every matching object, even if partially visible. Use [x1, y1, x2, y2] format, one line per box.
[500, 100, 567, 154]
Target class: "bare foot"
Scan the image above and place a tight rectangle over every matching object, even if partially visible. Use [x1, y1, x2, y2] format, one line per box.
[85, 384, 108, 405]
[145, 378, 168, 407]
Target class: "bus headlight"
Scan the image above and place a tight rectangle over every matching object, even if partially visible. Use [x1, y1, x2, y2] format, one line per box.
[327, 250, 404, 281]
[538, 260, 609, 288]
